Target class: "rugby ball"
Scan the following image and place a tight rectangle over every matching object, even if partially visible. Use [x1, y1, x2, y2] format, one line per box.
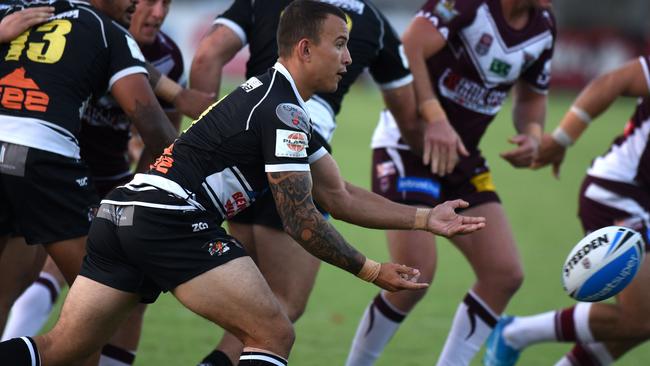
[562, 226, 645, 302]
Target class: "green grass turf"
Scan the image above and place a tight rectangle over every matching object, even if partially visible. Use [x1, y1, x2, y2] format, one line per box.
[44, 84, 647, 365]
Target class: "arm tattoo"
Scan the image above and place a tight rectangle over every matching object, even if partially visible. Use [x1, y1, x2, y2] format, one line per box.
[269, 171, 365, 275]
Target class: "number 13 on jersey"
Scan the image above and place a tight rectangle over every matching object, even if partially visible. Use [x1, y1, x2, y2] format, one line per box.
[5, 20, 72, 64]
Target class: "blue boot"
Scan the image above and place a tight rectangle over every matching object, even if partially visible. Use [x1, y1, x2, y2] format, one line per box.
[483, 316, 520, 366]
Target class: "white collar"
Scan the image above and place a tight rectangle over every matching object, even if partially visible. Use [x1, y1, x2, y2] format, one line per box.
[272, 62, 310, 113]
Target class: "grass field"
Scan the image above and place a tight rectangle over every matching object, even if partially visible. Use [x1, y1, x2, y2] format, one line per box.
[45, 84, 647, 365]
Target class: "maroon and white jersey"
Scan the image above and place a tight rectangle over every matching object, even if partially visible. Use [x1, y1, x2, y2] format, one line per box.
[587, 56, 650, 188]
[79, 31, 185, 182]
[373, 0, 555, 152]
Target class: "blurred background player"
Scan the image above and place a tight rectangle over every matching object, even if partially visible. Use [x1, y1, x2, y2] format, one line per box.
[0, 0, 178, 364]
[345, 0, 555, 365]
[483, 55, 650, 366]
[189, 1, 428, 365]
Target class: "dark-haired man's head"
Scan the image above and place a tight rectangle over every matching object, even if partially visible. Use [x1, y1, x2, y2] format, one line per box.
[276, 0, 352, 95]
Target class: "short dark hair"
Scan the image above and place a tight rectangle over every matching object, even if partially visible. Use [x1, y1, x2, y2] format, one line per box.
[277, 0, 347, 58]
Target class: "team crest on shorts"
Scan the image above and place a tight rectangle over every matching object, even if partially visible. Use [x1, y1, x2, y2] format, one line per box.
[204, 240, 230, 257]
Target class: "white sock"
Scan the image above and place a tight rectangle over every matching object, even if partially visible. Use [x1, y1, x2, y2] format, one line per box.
[573, 303, 594, 343]
[503, 311, 557, 350]
[2, 272, 60, 340]
[554, 356, 573, 366]
[99, 344, 136, 366]
[436, 290, 498, 366]
[345, 292, 407, 366]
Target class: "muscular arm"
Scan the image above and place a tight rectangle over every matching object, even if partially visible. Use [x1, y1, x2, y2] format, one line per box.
[111, 74, 177, 162]
[268, 170, 365, 275]
[311, 155, 485, 237]
[381, 83, 424, 154]
[190, 24, 244, 95]
[0, 6, 53, 43]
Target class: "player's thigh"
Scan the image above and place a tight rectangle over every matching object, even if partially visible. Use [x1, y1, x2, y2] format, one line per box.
[615, 256, 650, 327]
[451, 202, 521, 279]
[228, 220, 257, 260]
[386, 229, 437, 283]
[44, 236, 88, 286]
[0, 237, 47, 304]
[39, 276, 140, 365]
[172, 256, 290, 341]
[254, 224, 320, 319]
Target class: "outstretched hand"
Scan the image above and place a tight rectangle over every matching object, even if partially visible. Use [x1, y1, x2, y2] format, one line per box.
[0, 6, 54, 43]
[531, 133, 566, 178]
[373, 263, 429, 292]
[426, 199, 486, 237]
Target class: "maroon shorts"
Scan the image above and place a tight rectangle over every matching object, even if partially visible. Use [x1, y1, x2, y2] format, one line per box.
[578, 175, 650, 247]
[371, 148, 500, 210]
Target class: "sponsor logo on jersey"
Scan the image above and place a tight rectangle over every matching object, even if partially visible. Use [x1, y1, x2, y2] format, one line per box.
[51, 9, 79, 20]
[375, 161, 396, 178]
[205, 240, 230, 257]
[0, 67, 49, 112]
[489, 58, 512, 78]
[275, 103, 310, 133]
[397, 177, 441, 199]
[474, 33, 493, 56]
[224, 191, 248, 218]
[275, 129, 308, 158]
[434, 0, 459, 23]
[438, 68, 507, 115]
[152, 144, 175, 174]
[240, 77, 263, 93]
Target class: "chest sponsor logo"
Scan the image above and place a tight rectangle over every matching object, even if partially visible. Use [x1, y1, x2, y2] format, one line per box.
[434, 0, 459, 23]
[0, 67, 49, 112]
[276, 103, 310, 132]
[397, 177, 441, 199]
[489, 58, 512, 78]
[438, 68, 507, 115]
[275, 129, 308, 158]
[240, 77, 263, 93]
[474, 33, 493, 56]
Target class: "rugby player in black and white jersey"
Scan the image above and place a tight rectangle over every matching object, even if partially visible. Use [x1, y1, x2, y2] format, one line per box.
[0, 0, 177, 364]
[0, 2, 486, 365]
[482, 56, 650, 366]
[0, 1, 184, 365]
[190, 1, 425, 364]
[346, 0, 555, 365]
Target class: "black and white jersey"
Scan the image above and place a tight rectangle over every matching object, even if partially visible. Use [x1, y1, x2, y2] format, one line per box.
[0, 0, 147, 159]
[215, 0, 412, 116]
[105, 63, 328, 222]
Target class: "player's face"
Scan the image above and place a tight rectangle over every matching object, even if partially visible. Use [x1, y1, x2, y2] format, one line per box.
[130, 0, 172, 45]
[309, 14, 352, 93]
[99, 0, 138, 27]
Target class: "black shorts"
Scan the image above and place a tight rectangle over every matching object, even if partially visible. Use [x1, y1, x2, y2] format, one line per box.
[578, 175, 650, 248]
[0, 143, 99, 244]
[80, 191, 248, 303]
[371, 147, 500, 209]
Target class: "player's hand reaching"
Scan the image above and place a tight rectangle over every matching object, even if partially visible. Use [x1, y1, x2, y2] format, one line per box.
[422, 119, 469, 176]
[0, 6, 54, 43]
[173, 88, 216, 120]
[500, 133, 540, 168]
[373, 263, 428, 292]
[531, 133, 566, 178]
[424, 199, 486, 237]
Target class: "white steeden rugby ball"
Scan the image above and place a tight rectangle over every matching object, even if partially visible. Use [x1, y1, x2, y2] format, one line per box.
[562, 226, 645, 302]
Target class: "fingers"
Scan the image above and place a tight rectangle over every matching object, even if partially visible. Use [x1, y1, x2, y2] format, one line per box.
[446, 199, 469, 209]
[457, 139, 469, 157]
[423, 138, 432, 166]
[552, 161, 561, 179]
[430, 143, 440, 174]
[460, 215, 486, 224]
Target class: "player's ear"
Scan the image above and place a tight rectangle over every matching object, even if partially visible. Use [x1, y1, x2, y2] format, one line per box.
[297, 38, 311, 61]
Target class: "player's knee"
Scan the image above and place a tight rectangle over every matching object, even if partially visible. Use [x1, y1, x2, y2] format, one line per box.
[481, 264, 523, 296]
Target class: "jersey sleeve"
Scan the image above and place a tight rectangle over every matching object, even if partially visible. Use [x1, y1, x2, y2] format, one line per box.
[416, 0, 481, 40]
[257, 102, 325, 173]
[105, 22, 148, 90]
[520, 11, 556, 93]
[639, 56, 650, 92]
[213, 0, 253, 46]
[367, 13, 413, 90]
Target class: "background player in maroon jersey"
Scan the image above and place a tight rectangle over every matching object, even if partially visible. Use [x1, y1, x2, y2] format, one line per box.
[483, 56, 650, 366]
[346, 0, 555, 365]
